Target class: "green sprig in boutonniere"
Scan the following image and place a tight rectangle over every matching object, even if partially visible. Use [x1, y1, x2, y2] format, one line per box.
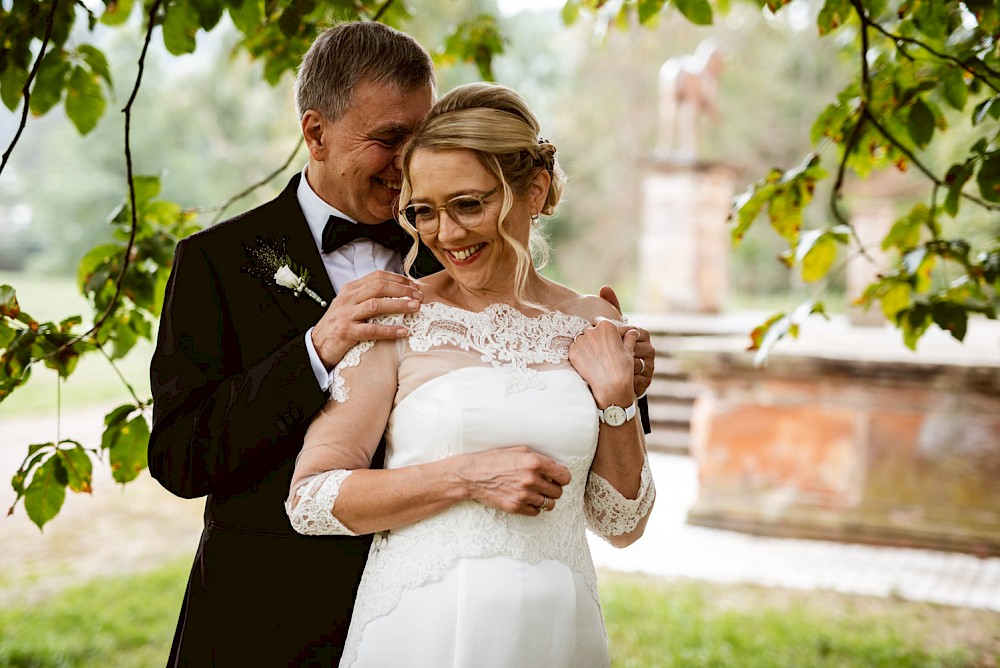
[244, 236, 328, 307]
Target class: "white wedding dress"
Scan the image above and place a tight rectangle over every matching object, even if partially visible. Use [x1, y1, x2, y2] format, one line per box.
[286, 302, 655, 667]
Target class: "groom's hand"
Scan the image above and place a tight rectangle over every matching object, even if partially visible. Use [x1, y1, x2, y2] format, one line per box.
[599, 285, 655, 397]
[451, 446, 571, 516]
[312, 271, 423, 368]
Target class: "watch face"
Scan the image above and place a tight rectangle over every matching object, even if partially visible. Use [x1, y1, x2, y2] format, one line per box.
[604, 405, 627, 426]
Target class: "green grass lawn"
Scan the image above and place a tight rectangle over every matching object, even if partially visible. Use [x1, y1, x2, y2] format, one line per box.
[0, 270, 153, 417]
[1, 564, 996, 668]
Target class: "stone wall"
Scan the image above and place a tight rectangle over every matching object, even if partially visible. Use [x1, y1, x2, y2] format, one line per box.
[677, 329, 1000, 556]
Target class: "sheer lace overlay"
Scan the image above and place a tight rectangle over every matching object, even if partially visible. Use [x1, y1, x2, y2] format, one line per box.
[284, 470, 356, 536]
[585, 456, 656, 542]
[330, 302, 589, 402]
[329, 339, 376, 403]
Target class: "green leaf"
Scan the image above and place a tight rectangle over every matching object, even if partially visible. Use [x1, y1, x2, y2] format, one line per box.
[133, 174, 163, 207]
[976, 152, 1000, 203]
[105, 402, 138, 428]
[57, 444, 94, 494]
[800, 233, 838, 283]
[0, 61, 29, 111]
[817, 0, 851, 35]
[229, 0, 263, 33]
[101, 0, 135, 25]
[906, 97, 934, 149]
[10, 444, 51, 499]
[767, 186, 804, 245]
[77, 243, 123, 295]
[944, 161, 975, 217]
[748, 300, 827, 367]
[440, 14, 507, 82]
[0, 319, 15, 348]
[941, 67, 968, 111]
[108, 415, 150, 484]
[638, 0, 668, 24]
[731, 173, 778, 244]
[900, 304, 931, 350]
[0, 284, 21, 320]
[78, 45, 114, 90]
[930, 301, 968, 342]
[882, 204, 926, 251]
[972, 96, 1000, 126]
[65, 66, 106, 135]
[674, 0, 713, 25]
[24, 456, 68, 529]
[29, 49, 70, 116]
[860, 0, 886, 17]
[194, 0, 225, 30]
[163, 0, 200, 55]
[561, 0, 581, 25]
[879, 282, 912, 319]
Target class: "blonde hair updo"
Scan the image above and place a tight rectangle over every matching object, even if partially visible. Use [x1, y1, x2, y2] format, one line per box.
[399, 82, 566, 307]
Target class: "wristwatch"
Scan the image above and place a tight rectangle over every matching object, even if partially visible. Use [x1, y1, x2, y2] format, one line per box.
[597, 400, 637, 427]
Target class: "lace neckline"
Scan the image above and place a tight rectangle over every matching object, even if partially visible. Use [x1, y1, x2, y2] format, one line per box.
[417, 300, 590, 330]
[403, 301, 591, 395]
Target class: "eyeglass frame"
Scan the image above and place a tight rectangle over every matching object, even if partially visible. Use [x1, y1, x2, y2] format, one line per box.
[399, 185, 501, 233]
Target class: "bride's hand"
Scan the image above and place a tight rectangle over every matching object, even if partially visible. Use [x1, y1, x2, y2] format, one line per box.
[450, 446, 571, 516]
[569, 319, 638, 409]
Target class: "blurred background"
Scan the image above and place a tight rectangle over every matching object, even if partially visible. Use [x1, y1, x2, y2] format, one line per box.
[2, 0, 999, 665]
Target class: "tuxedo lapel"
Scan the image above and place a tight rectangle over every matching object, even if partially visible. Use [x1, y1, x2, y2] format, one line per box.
[248, 175, 333, 331]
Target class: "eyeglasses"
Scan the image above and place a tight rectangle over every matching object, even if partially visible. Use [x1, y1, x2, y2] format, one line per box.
[400, 186, 500, 233]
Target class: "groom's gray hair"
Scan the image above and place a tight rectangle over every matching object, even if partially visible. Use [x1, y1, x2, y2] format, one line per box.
[294, 21, 435, 122]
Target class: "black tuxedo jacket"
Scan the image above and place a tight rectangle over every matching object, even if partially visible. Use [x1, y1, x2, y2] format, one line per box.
[149, 174, 439, 666]
[149, 173, 650, 666]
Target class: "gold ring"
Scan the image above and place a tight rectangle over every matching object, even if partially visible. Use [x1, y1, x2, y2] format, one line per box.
[540, 497, 550, 512]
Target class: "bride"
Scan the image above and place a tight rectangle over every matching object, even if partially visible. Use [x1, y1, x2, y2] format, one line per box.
[286, 82, 655, 667]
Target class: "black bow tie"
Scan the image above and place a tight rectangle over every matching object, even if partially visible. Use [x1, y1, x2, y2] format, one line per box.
[321, 215, 412, 255]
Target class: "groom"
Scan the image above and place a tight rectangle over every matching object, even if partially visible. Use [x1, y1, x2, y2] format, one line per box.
[149, 21, 655, 667]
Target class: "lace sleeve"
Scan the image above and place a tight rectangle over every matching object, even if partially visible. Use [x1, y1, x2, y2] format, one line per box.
[584, 455, 655, 542]
[285, 470, 359, 536]
[329, 313, 404, 403]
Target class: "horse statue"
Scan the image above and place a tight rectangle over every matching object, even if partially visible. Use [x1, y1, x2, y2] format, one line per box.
[655, 41, 725, 160]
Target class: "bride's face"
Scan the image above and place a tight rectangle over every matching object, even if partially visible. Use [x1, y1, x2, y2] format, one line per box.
[405, 148, 533, 295]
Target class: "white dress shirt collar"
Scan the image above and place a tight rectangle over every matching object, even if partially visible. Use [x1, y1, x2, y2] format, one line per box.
[296, 165, 357, 250]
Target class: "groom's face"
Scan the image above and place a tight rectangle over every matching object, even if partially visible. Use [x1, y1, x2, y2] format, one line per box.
[305, 79, 433, 226]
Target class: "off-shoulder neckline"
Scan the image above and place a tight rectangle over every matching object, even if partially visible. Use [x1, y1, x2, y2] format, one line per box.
[416, 300, 592, 327]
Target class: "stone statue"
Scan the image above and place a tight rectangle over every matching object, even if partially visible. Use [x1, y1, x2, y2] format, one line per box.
[655, 41, 724, 160]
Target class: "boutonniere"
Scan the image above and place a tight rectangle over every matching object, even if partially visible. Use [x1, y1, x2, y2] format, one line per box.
[244, 236, 328, 307]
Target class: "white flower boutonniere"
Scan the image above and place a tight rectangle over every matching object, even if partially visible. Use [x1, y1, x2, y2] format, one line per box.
[244, 236, 328, 307]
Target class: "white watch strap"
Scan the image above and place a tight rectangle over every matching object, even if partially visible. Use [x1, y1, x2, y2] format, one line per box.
[597, 400, 637, 424]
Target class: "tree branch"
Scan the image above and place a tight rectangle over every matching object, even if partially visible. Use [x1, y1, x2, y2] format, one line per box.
[97, 344, 145, 408]
[40, 0, 163, 362]
[862, 107, 1000, 212]
[0, 0, 61, 176]
[372, 0, 397, 23]
[203, 137, 304, 224]
[865, 16, 1000, 94]
[831, 0, 877, 265]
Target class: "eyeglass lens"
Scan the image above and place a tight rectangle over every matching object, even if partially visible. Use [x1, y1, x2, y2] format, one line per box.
[402, 187, 497, 231]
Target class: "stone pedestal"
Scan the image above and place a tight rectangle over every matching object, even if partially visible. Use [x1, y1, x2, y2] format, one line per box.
[676, 327, 1000, 556]
[637, 159, 735, 314]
